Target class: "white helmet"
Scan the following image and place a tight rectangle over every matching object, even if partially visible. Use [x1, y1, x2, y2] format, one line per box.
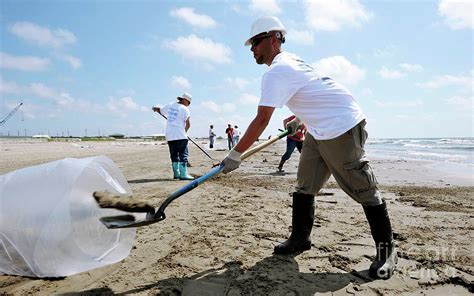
[244, 16, 286, 46]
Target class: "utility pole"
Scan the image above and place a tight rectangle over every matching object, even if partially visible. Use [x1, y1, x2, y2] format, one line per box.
[24, 129, 27, 137]
[85, 129, 88, 137]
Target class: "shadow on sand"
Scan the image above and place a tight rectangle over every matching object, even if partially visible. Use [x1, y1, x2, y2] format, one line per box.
[67, 253, 374, 295]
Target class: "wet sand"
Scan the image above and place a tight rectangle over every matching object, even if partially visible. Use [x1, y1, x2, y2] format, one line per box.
[0, 139, 473, 295]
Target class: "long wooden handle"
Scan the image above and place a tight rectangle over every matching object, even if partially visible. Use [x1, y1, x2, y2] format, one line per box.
[241, 130, 289, 160]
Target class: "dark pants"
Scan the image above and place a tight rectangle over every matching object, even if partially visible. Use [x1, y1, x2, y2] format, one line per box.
[227, 137, 234, 150]
[281, 137, 303, 162]
[168, 139, 189, 162]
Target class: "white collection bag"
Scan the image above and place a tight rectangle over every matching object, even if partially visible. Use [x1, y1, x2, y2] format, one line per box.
[0, 156, 136, 278]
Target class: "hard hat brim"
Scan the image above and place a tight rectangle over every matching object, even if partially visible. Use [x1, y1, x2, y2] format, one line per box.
[244, 29, 287, 46]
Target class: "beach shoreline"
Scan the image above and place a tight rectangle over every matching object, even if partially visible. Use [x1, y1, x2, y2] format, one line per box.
[1, 139, 473, 295]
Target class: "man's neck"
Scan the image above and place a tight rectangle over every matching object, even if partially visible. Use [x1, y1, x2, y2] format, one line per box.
[266, 49, 282, 66]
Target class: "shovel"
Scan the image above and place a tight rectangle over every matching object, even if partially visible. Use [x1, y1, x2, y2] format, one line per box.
[95, 129, 289, 229]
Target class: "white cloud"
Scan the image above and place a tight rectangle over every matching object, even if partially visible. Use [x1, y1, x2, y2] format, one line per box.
[226, 77, 250, 91]
[238, 93, 259, 105]
[106, 96, 148, 117]
[438, 0, 473, 30]
[378, 67, 404, 79]
[373, 45, 397, 58]
[313, 56, 365, 85]
[30, 83, 57, 98]
[164, 34, 232, 65]
[286, 29, 314, 45]
[200, 100, 236, 113]
[0, 52, 49, 71]
[55, 92, 75, 107]
[304, 0, 371, 31]
[399, 63, 424, 72]
[374, 99, 424, 108]
[417, 73, 472, 89]
[378, 63, 423, 79]
[443, 95, 473, 107]
[170, 7, 217, 29]
[0, 77, 21, 94]
[171, 75, 192, 90]
[9, 22, 76, 48]
[55, 53, 82, 69]
[17, 82, 99, 114]
[249, 0, 282, 15]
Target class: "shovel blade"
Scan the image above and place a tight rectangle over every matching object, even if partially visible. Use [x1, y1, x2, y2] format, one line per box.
[100, 213, 165, 229]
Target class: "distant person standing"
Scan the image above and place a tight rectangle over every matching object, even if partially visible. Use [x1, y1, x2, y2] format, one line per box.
[278, 115, 306, 172]
[209, 124, 216, 149]
[233, 125, 242, 144]
[225, 124, 234, 150]
[152, 93, 194, 180]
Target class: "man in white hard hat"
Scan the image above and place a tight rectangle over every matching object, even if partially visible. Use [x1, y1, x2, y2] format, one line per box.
[221, 16, 397, 279]
[153, 93, 194, 180]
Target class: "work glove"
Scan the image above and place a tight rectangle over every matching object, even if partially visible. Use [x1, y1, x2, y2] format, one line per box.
[286, 117, 301, 136]
[222, 149, 242, 174]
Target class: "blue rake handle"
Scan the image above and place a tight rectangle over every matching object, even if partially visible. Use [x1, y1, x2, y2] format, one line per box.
[154, 164, 224, 220]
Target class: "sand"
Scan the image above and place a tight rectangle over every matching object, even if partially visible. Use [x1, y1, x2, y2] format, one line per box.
[0, 138, 473, 295]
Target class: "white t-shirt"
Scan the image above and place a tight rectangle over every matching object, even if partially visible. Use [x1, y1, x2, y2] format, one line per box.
[209, 128, 215, 138]
[260, 52, 365, 140]
[160, 101, 190, 141]
[233, 128, 241, 137]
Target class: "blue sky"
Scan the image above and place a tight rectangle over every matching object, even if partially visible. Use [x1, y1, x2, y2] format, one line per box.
[1, 0, 472, 138]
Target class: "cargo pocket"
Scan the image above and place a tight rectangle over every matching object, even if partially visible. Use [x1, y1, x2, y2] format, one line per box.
[343, 156, 378, 193]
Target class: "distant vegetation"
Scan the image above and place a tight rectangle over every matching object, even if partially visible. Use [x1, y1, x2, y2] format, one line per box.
[47, 137, 116, 142]
[45, 135, 167, 142]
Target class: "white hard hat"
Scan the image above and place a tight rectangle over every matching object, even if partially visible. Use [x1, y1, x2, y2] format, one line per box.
[244, 16, 286, 46]
[178, 92, 192, 103]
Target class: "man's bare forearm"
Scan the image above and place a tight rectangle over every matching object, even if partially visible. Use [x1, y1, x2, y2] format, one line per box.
[234, 106, 274, 153]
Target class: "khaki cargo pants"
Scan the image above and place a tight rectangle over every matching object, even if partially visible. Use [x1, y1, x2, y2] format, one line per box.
[296, 120, 381, 206]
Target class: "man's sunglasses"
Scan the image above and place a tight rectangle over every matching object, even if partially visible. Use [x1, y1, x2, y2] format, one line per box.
[250, 34, 274, 47]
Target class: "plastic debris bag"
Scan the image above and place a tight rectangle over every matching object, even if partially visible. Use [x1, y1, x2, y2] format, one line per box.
[0, 156, 136, 278]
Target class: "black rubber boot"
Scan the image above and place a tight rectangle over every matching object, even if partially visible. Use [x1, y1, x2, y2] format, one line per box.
[277, 160, 285, 172]
[363, 200, 398, 279]
[274, 192, 315, 254]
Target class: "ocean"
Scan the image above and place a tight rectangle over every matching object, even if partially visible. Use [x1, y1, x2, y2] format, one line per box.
[365, 137, 474, 167]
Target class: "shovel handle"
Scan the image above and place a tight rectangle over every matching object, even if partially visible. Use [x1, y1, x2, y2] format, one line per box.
[241, 130, 289, 161]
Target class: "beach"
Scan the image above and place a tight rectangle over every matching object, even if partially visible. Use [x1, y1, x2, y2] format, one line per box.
[0, 138, 473, 295]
